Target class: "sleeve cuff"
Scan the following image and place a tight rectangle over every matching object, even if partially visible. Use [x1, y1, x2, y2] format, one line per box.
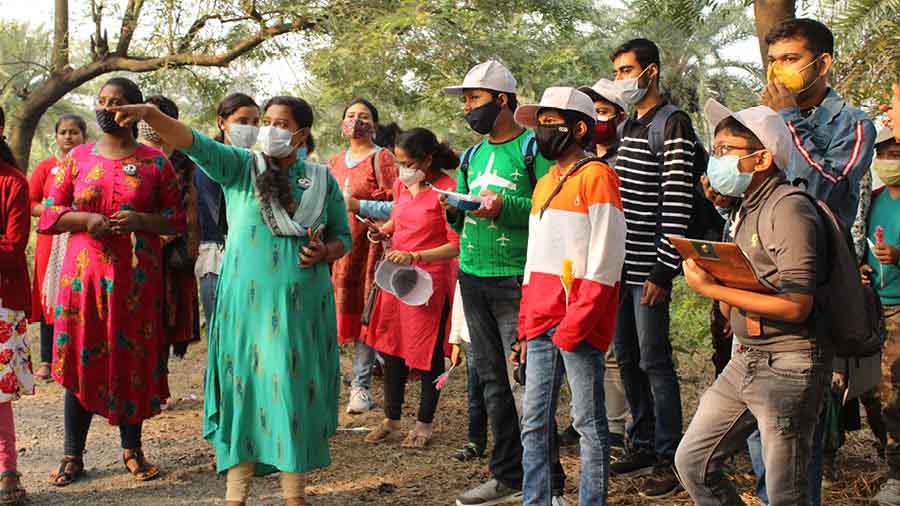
[648, 264, 677, 289]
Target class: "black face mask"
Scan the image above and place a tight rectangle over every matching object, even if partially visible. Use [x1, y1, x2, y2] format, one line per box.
[95, 109, 124, 134]
[465, 100, 501, 135]
[535, 124, 574, 160]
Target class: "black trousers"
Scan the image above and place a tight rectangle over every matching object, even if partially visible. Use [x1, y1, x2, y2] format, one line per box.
[382, 299, 449, 424]
[63, 390, 142, 455]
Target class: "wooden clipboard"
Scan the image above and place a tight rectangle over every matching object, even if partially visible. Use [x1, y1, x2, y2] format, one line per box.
[668, 235, 775, 294]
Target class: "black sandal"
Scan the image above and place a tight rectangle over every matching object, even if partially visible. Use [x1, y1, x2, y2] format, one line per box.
[453, 442, 485, 462]
[0, 471, 26, 505]
[50, 456, 84, 487]
[123, 449, 160, 482]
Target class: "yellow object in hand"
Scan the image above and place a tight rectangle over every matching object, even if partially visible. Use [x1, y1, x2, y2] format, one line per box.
[767, 62, 805, 94]
[561, 259, 574, 292]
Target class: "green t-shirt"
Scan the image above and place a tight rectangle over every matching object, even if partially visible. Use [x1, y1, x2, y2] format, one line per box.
[866, 189, 900, 305]
[450, 129, 552, 277]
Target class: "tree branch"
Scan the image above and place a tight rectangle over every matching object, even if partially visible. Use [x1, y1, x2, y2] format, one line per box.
[90, 0, 109, 60]
[91, 17, 317, 75]
[116, 0, 146, 55]
[52, 0, 69, 71]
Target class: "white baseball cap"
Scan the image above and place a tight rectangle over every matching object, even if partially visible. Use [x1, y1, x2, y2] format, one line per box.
[514, 87, 597, 129]
[374, 260, 434, 306]
[441, 60, 517, 96]
[583, 79, 627, 113]
[876, 126, 896, 147]
[704, 99, 794, 171]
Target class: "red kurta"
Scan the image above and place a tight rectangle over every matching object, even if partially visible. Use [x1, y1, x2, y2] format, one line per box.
[0, 161, 32, 316]
[39, 144, 186, 425]
[328, 148, 397, 344]
[365, 175, 459, 371]
[28, 157, 58, 323]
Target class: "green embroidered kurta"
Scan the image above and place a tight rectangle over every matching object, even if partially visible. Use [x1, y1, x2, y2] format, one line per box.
[184, 129, 352, 476]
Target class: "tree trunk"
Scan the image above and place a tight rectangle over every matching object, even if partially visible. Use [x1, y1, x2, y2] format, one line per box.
[754, 0, 796, 70]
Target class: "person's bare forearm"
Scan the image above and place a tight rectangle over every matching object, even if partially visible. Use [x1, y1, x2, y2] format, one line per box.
[702, 284, 812, 323]
[53, 212, 94, 233]
[415, 243, 458, 262]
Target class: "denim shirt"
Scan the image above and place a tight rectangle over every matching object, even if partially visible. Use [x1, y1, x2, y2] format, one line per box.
[781, 88, 876, 232]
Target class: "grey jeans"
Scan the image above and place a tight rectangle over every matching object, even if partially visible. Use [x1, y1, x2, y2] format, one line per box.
[675, 345, 828, 506]
[604, 350, 628, 437]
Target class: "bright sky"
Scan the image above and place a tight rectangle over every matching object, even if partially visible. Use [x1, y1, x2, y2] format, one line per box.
[0, 0, 763, 97]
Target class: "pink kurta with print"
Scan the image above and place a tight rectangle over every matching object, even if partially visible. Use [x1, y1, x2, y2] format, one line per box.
[38, 144, 185, 425]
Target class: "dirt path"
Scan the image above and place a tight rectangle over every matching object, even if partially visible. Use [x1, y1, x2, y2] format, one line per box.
[11, 330, 886, 505]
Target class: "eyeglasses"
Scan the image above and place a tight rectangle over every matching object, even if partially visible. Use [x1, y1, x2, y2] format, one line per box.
[711, 144, 764, 157]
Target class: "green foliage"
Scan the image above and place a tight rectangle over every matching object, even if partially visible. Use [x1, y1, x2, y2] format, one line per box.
[819, 0, 900, 111]
[302, 0, 614, 157]
[670, 278, 713, 354]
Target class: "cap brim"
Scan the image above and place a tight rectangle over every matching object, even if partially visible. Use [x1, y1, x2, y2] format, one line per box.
[440, 85, 467, 96]
[375, 260, 403, 292]
[876, 127, 896, 147]
[514, 105, 540, 129]
[704, 99, 735, 137]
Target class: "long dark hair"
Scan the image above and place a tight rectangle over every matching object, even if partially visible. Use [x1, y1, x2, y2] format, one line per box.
[101, 77, 143, 138]
[0, 107, 17, 168]
[215, 92, 259, 143]
[342, 97, 379, 124]
[55, 114, 88, 136]
[256, 96, 315, 214]
[396, 128, 458, 173]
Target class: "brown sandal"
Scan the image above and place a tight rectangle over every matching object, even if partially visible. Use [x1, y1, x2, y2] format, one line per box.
[364, 420, 399, 443]
[123, 449, 160, 481]
[401, 429, 432, 449]
[50, 456, 85, 487]
[0, 471, 26, 505]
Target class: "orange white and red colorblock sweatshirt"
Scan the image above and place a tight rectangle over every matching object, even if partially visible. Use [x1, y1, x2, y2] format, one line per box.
[518, 159, 626, 352]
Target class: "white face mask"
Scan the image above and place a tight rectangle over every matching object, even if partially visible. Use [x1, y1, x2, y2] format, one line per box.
[614, 66, 651, 106]
[225, 123, 259, 149]
[257, 126, 298, 159]
[398, 164, 426, 187]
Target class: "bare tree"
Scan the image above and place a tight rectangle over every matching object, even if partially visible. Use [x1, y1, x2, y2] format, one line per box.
[7, 0, 318, 169]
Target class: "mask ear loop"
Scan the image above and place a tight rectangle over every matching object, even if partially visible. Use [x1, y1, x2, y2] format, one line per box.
[796, 54, 826, 95]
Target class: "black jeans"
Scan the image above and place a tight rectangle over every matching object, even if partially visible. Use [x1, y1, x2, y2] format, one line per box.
[459, 271, 565, 493]
[63, 390, 142, 455]
[40, 317, 54, 364]
[383, 299, 449, 424]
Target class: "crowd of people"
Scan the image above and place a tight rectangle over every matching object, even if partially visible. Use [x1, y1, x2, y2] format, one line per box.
[0, 15, 896, 506]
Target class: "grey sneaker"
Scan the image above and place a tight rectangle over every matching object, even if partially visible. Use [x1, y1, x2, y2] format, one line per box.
[346, 387, 373, 414]
[873, 479, 900, 505]
[456, 479, 523, 506]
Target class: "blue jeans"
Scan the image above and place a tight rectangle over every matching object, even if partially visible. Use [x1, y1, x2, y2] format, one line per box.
[352, 340, 376, 390]
[522, 329, 608, 506]
[199, 273, 219, 326]
[748, 410, 826, 506]
[459, 271, 565, 492]
[613, 284, 682, 458]
[465, 342, 488, 448]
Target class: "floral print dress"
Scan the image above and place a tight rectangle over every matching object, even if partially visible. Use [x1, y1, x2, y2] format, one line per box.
[38, 143, 185, 425]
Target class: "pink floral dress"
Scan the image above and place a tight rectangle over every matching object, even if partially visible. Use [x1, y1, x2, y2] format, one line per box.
[38, 143, 185, 425]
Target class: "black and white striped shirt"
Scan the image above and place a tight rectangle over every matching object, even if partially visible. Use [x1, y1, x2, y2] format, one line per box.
[614, 103, 696, 288]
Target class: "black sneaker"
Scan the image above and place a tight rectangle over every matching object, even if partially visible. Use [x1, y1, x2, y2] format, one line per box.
[639, 462, 682, 499]
[558, 424, 580, 447]
[609, 448, 656, 478]
[454, 442, 486, 462]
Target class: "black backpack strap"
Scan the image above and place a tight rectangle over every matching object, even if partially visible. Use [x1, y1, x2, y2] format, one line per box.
[523, 134, 538, 189]
[459, 142, 482, 194]
[647, 103, 680, 162]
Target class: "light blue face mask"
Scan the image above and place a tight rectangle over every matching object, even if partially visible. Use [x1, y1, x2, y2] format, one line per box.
[706, 152, 761, 197]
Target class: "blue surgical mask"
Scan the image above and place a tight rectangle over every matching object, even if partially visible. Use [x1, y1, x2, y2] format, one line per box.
[706, 153, 760, 197]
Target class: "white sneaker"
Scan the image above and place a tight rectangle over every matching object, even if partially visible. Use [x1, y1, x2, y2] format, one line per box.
[346, 387, 373, 414]
[873, 478, 900, 505]
[551, 496, 569, 506]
